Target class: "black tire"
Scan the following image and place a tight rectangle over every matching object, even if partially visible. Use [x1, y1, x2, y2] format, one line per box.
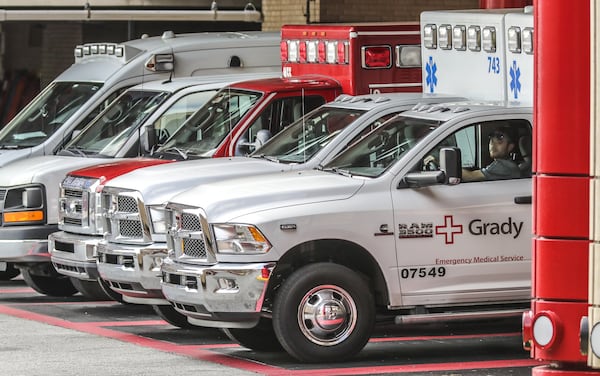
[152, 304, 196, 329]
[272, 263, 375, 363]
[69, 278, 115, 301]
[96, 278, 127, 304]
[0, 263, 20, 280]
[223, 317, 283, 352]
[21, 268, 78, 297]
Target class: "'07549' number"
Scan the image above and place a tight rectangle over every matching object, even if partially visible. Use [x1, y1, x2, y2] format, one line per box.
[400, 266, 446, 279]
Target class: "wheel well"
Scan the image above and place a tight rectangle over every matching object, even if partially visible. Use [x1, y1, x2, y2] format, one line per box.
[264, 239, 389, 308]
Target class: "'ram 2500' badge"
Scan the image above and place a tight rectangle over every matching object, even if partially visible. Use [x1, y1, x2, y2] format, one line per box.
[398, 215, 525, 244]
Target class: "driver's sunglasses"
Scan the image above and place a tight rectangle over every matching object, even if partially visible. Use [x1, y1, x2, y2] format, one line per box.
[488, 131, 507, 143]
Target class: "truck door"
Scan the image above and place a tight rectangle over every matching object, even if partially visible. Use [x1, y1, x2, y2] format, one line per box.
[391, 118, 532, 306]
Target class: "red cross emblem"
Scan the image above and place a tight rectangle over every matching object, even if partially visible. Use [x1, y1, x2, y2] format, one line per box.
[435, 215, 463, 244]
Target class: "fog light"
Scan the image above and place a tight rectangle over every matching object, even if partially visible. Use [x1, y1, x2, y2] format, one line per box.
[217, 278, 238, 292]
[150, 256, 164, 271]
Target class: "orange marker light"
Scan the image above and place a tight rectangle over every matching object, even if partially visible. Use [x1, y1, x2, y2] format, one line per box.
[4, 210, 44, 223]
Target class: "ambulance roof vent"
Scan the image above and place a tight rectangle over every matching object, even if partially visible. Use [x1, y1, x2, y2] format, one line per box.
[425, 104, 450, 113]
[162, 31, 176, 40]
[349, 97, 372, 103]
[373, 97, 391, 103]
[334, 94, 353, 102]
[452, 107, 470, 113]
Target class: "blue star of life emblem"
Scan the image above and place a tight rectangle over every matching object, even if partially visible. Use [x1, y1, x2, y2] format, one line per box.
[425, 56, 437, 93]
[510, 60, 521, 99]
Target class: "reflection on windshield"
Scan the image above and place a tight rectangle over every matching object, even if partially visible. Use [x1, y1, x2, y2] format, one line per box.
[61, 90, 169, 157]
[0, 82, 102, 149]
[253, 107, 365, 164]
[323, 116, 441, 178]
[156, 89, 261, 157]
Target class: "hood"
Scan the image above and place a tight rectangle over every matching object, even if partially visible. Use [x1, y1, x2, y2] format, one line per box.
[105, 157, 290, 205]
[0, 155, 126, 225]
[68, 157, 174, 182]
[0, 155, 118, 186]
[0, 148, 34, 168]
[170, 169, 364, 223]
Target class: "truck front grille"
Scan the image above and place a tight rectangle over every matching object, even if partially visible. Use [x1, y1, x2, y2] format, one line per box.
[166, 205, 214, 263]
[59, 176, 101, 235]
[102, 188, 150, 244]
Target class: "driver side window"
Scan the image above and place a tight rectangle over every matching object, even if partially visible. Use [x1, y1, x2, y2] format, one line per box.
[421, 119, 532, 181]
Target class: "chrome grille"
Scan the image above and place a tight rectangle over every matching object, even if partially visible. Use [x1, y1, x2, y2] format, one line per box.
[181, 213, 201, 230]
[166, 204, 214, 263]
[118, 196, 137, 212]
[63, 218, 82, 226]
[58, 176, 100, 234]
[102, 188, 150, 244]
[119, 219, 143, 238]
[0, 189, 6, 201]
[64, 189, 83, 198]
[182, 238, 207, 258]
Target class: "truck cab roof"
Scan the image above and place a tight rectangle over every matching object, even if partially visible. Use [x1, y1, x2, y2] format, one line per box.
[400, 102, 533, 123]
[115, 72, 280, 94]
[228, 75, 340, 94]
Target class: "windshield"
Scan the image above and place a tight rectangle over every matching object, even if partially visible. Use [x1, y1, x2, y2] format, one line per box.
[323, 116, 441, 178]
[252, 107, 365, 164]
[60, 90, 169, 157]
[0, 82, 102, 149]
[156, 88, 261, 157]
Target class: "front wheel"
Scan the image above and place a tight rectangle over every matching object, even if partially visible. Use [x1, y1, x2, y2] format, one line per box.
[0, 262, 20, 280]
[272, 263, 375, 363]
[21, 268, 78, 297]
[223, 317, 283, 352]
[152, 304, 196, 329]
[70, 278, 115, 301]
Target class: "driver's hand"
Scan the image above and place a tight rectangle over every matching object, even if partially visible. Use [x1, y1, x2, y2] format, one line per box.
[423, 155, 436, 165]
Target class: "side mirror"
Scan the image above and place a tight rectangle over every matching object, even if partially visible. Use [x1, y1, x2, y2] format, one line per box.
[439, 147, 462, 185]
[401, 147, 462, 188]
[141, 125, 157, 154]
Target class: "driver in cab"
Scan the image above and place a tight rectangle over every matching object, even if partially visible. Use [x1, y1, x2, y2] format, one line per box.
[462, 126, 521, 182]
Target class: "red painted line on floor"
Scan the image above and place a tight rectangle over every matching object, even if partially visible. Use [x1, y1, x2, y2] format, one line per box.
[256, 359, 545, 376]
[90, 320, 168, 327]
[0, 303, 545, 375]
[0, 288, 34, 293]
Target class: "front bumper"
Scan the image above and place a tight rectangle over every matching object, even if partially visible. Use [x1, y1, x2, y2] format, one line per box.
[49, 231, 101, 281]
[0, 224, 58, 262]
[96, 241, 169, 305]
[160, 257, 273, 328]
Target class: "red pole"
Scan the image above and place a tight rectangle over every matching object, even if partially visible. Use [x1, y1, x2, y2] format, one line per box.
[526, 0, 593, 374]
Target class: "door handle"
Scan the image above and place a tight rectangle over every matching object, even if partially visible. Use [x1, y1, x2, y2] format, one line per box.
[514, 195, 532, 204]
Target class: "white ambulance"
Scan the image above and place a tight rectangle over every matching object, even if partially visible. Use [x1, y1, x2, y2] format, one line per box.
[0, 31, 281, 283]
[0, 30, 280, 167]
[159, 7, 534, 362]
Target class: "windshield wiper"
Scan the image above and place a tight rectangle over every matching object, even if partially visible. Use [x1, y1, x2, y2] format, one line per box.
[252, 154, 280, 163]
[0, 144, 19, 150]
[63, 146, 88, 157]
[323, 167, 353, 177]
[159, 147, 189, 160]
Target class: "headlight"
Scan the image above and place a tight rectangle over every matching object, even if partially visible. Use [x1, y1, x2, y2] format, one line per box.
[2, 185, 45, 225]
[213, 224, 271, 254]
[148, 205, 167, 234]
